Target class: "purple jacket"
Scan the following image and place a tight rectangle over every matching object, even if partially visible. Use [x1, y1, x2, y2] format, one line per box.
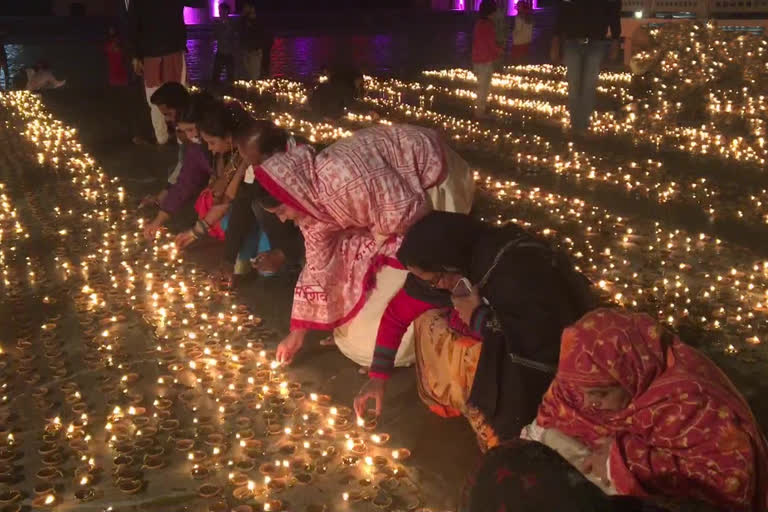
[160, 142, 211, 215]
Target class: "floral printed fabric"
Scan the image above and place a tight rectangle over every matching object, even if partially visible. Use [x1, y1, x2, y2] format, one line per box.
[536, 308, 768, 511]
[253, 125, 449, 330]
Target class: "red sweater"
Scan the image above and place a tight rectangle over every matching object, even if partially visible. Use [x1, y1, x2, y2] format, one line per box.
[369, 288, 486, 379]
[472, 18, 501, 64]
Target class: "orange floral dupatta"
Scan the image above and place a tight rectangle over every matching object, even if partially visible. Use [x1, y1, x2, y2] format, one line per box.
[536, 309, 768, 511]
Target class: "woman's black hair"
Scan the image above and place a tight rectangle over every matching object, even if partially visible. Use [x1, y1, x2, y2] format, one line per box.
[478, 0, 497, 18]
[150, 82, 190, 112]
[198, 100, 251, 138]
[178, 91, 218, 124]
[233, 118, 289, 157]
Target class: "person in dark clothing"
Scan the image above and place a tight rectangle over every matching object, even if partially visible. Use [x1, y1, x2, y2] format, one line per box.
[143, 88, 218, 240]
[354, 211, 597, 451]
[0, 28, 9, 91]
[306, 62, 364, 120]
[239, 1, 267, 80]
[550, 0, 621, 135]
[125, 0, 205, 144]
[461, 440, 707, 512]
[223, 119, 306, 285]
[212, 2, 237, 83]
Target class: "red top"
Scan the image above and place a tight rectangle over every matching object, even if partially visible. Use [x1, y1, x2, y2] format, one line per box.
[369, 288, 435, 379]
[472, 19, 501, 64]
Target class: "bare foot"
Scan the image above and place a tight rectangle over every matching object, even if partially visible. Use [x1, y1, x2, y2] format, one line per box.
[319, 335, 336, 347]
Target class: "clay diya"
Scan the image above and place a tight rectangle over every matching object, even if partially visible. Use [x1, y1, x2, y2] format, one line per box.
[263, 500, 283, 511]
[373, 493, 393, 509]
[74, 487, 96, 503]
[35, 468, 62, 481]
[175, 439, 194, 452]
[392, 448, 411, 461]
[191, 466, 209, 480]
[31, 493, 57, 508]
[208, 501, 230, 512]
[143, 455, 165, 470]
[197, 484, 221, 498]
[232, 485, 253, 501]
[160, 418, 179, 432]
[118, 479, 143, 494]
[33, 483, 54, 496]
[230, 472, 249, 487]
[0, 490, 20, 504]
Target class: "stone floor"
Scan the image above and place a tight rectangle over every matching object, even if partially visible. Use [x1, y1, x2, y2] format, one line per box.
[2, 17, 768, 512]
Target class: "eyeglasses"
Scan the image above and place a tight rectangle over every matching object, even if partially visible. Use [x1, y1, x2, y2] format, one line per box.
[426, 272, 444, 289]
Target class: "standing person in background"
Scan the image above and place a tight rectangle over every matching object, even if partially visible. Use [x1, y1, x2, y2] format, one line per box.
[261, 25, 275, 78]
[472, 0, 501, 119]
[550, 0, 621, 136]
[509, 0, 534, 64]
[239, 1, 266, 81]
[0, 27, 9, 91]
[125, 0, 203, 145]
[104, 26, 129, 87]
[212, 2, 237, 84]
[490, 0, 509, 64]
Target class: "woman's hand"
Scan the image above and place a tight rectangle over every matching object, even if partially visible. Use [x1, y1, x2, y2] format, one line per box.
[174, 230, 197, 250]
[581, 440, 612, 483]
[275, 329, 307, 364]
[132, 58, 143, 76]
[139, 194, 158, 209]
[143, 221, 163, 241]
[451, 286, 482, 325]
[354, 378, 387, 419]
[252, 249, 286, 274]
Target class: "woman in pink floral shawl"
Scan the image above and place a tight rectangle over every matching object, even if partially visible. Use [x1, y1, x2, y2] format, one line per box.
[249, 124, 474, 367]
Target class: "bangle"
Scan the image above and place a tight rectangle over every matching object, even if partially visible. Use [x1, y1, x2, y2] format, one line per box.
[194, 220, 209, 236]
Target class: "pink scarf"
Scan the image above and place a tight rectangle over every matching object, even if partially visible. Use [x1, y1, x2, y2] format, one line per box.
[254, 125, 449, 330]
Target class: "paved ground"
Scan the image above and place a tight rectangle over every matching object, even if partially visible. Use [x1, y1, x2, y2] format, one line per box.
[3, 14, 768, 512]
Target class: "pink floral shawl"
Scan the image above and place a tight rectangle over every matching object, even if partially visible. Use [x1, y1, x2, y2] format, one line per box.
[254, 125, 449, 330]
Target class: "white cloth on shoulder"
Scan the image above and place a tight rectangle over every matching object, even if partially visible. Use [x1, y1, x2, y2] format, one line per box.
[521, 420, 617, 495]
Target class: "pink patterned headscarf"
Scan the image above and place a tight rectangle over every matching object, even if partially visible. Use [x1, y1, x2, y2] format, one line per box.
[254, 124, 449, 330]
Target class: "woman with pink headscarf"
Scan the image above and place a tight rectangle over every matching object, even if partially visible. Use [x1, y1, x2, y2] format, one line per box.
[245, 123, 474, 368]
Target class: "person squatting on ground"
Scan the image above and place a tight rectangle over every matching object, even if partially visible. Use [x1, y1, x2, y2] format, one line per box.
[550, 0, 621, 135]
[219, 119, 307, 285]
[472, 0, 502, 118]
[124, 0, 203, 145]
[460, 440, 718, 512]
[142, 84, 217, 239]
[526, 308, 768, 511]
[171, 100, 273, 276]
[246, 124, 474, 369]
[354, 212, 596, 451]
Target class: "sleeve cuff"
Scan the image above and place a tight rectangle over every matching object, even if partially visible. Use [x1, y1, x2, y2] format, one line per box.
[470, 305, 492, 334]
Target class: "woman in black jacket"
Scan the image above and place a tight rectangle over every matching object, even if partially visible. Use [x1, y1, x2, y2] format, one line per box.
[355, 211, 597, 450]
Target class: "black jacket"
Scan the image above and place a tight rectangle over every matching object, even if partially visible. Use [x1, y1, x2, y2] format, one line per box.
[224, 181, 305, 268]
[554, 0, 622, 41]
[125, 0, 206, 59]
[398, 213, 597, 442]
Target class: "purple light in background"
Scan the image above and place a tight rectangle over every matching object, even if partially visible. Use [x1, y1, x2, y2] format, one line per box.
[184, 6, 206, 24]
[453, 0, 464, 9]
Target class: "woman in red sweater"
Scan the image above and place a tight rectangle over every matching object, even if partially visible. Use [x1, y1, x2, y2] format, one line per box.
[472, 0, 502, 118]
